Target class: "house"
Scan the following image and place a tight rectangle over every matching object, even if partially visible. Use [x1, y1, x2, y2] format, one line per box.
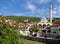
[50, 20, 60, 33]
[18, 22, 25, 28]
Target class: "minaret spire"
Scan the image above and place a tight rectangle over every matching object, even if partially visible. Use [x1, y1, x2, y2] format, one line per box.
[49, 0, 52, 23]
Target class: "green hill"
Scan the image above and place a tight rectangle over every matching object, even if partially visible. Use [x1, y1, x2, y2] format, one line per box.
[6, 16, 39, 23]
[0, 16, 46, 44]
[0, 15, 60, 23]
[0, 16, 60, 44]
[6, 16, 60, 22]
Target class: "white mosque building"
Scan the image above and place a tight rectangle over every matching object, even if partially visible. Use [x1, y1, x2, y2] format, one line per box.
[37, 2, 53, 29]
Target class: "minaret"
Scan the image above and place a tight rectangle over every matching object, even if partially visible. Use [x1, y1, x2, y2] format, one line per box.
[49, 1, 52, 23]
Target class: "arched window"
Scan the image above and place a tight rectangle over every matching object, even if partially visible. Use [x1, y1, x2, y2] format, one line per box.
[39, 24, 42, 26]
[47, 24, 50, 27]
[43, 24, 46, 28]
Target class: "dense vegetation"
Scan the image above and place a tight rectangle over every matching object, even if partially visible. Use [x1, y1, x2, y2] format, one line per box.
[0, 15, 60, 44]
[6, 16, 60, 23]
[0, 22, 27, 44]
[0, 21, 45, 44]
[6, 16, 39, 23]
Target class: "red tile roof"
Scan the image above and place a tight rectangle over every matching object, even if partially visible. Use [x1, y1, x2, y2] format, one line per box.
[51, 20, 60, 27]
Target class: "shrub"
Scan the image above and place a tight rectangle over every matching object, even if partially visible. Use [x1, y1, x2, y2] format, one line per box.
[0, 22, 27, 44]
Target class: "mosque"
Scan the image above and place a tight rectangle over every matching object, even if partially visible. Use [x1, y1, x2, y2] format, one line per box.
[37, 2, 60, 34]
[37, 3, 52, 26]
[37, 2, 52, 29]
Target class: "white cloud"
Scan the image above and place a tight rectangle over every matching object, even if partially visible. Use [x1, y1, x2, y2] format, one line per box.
[34, 0, 49, 4]
[25, 3, 36, 13]
[58, 0, 60, 2]
[54, 7, 57, 10]
[53, 13, 60, 17]
[25, 2, 49, 17]
[53, 11, 57, 14]
[20, 0, 50, 17]
[53, 7, 57, 14]
[58, 6, 60, 12]
[36, 9, 45, 14]
[25, 0, 49, 4]
[53, 6, 60, 17]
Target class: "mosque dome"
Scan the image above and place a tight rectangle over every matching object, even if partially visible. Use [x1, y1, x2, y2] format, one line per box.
[40, 17, 48, 23]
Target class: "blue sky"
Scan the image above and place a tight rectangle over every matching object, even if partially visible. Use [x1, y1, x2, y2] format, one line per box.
[0, 0, 60, 18]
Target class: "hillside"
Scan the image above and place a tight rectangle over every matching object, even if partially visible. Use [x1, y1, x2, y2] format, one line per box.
[0, 16, 46, 44]
[6, 16, 39, 23]
[6, 16, 60, 23]
[0, 15, 60, 23]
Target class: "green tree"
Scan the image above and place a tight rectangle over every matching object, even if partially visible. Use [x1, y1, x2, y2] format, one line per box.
[0, 22, 27, 44]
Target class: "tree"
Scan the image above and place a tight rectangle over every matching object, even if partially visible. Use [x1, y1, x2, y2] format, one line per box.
[0, 22, 27, 44]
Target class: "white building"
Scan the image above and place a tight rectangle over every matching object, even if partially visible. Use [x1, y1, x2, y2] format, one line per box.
[37, 17, 52, 27]
[37, 2, 53, 29]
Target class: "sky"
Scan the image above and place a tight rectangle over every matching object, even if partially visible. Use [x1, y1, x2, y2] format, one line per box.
[0, 0, 60, 18]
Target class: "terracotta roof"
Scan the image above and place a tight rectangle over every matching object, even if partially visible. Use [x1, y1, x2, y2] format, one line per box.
[51, 20, 60, 27]
[51, 24, 60, 27]
[53, 20, 60, 24]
